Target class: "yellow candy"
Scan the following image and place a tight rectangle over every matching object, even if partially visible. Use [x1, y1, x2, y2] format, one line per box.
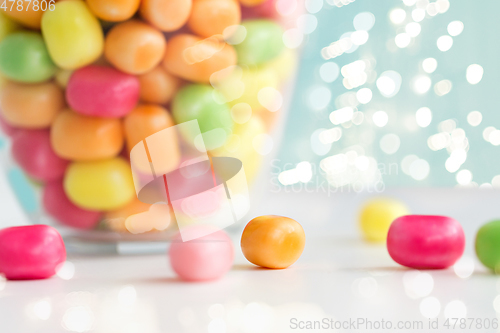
[211, 115, 265, 182]
[64, 158, 135, 211]
[0, 12, 18, 42]
[359, 198, 409, 242]
[41, 1, 104, 69]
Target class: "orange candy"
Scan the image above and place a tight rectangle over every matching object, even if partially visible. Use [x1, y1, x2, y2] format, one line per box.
[123, 104, 177, 152]
[104, 20, 166, 75]
[188, 0, 241, 38]
[138, 66, 181, 105]
[103, 197, 151, 232]
[0, 81, 64, 128]
[87, 0, 140, 22]
[139, 0, 192, 32]
[2, 6, 44, 29]
[51, 110, 124, 161]
[162, 34, 237, 83]
[241, 215, 306, 269]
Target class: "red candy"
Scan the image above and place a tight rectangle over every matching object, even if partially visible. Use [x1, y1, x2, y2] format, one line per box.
[387, 215, 465, 269]
[43, 181, 102, 230]
[0, 225, 66, 280]
[66, 65, 140, 118]
[11, 129, 69, 182]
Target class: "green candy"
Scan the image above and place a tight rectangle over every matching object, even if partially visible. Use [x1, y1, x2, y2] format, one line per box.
[172, 84, 233, 150]
[234, 19, 284, 66]
[475, 220, 500, 272]
[0, 31, 57, 83]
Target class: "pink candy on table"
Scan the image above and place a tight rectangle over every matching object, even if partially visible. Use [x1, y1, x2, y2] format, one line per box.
[43, 181, 102, 230]
[387, 215, 465, 269]
[169, 228, 234, 281]
[66, 65, 140, 118]
[0, 225, 66, 280]
[11, 129, 69, 182]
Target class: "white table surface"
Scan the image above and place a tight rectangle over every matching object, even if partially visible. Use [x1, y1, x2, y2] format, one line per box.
[1, 184, 500, 332]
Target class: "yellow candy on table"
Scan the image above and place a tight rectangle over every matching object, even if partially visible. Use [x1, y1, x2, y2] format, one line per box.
[359, 198, 409, 242]
[41, 1, 104, 69]
[211, 115, 265, 182]
[64, 158, 135, 211]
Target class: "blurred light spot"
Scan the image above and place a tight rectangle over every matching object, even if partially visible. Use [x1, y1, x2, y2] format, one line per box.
[395, 33, 411, 48]
[439, 119, 456, 133]
[405, 22, 421, 37]
[376, 70, 402, 98]
[428, 132, 451, 151]
[492, 175, 500, 188]
[422, 58, 437, 73]
[311, 129, 332, 156]
[56, 261, 75, 280]
[467, 111, 482, 127]
[402, 155, 419, 175]
[353, 277, 378, 298]
[355, 156, 370, 171]
[372, 111, 388, 127]
[466, 64, 483, 84]
[420, 297, 441, 318]
[352, 111, 364, 125]
[308, 86, 331, 110]
[380, 134, 400, 154]
[456, 169, 472, 185]
[33, 299, 52, 320]
[353, 12, 375, 31]
[412, 75, 431, 94]
[341, 60, 368, 88]
[283, 28, 303, 49]
[356, 88, 372, 104]
[242, 303, 273, 333]
[252, 134, 274, 155]
[426, 2, 438, 16]
[410, 159, 430, 180]
[489, 130, 500, 146]
[404, 271, 434, 298]
[62, 306, 94, 332]
[447, 21, 464, 36]
[297, 14, 317, 34]
[351, 30, 369, 45]
[403, 0, 416, 5]
[258, 87, 283, 112]
[436, 0, 450, 13]
[319, 62, 339, 83]
[319, 127, 342, 143]
[276, 0, 297, 16]
[305, 0, 323, 13]
[416, 107, 432, 127]
[411, 8, 425, 22]
[208, 318, 226, 333]
[445, 149, 466, 172]
[390, 8, 406, 24]
[416, 0, 429, 9]
[444, 300, 467, 319]
[453, 256, 474, 279]
[118, 285, 136, 307]
[330, 107, 354, 125]
[434, 79, 452, 96]
[223, 25, 247, 45]
[437, 35, 453, 51]
[231, 103, 252, 124]
[483, 126, 496, 142]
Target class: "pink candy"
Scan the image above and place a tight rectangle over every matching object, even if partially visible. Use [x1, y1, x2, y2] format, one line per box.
[12, 129, 69, 182]
[0, 225, 66, 280]
[169, 229, 234, 281]
[43, 181, 102, 230]
[66, 65, 140, 118]
[387, 215, 465, 269]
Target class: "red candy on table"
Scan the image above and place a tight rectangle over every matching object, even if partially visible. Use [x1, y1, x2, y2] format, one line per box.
[0, 225, 66, 280]
[66, 65, 140, 118]
[43, 181, 102, 230]
[11, 129, 69, 182]
[387, 215, 465, 269]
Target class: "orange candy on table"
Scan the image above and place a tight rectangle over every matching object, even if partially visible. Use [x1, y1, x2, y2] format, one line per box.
[51, 110, 124, 161]
[87, 0, 140, 22]
[162, 34, 237, 83]
[188, 0, 241, 38]
[139, 0, 192, 32]
[1, 5, 44, 29]
[241, 215, 306, 269]
[138, 66, 181, 105]
[104, 20, 166, 75]
[0, 81, 64, 128]
[123, 104, 177, 152]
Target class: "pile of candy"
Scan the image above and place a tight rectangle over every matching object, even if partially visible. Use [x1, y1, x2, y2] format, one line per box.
[0, 0, 299, 232]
